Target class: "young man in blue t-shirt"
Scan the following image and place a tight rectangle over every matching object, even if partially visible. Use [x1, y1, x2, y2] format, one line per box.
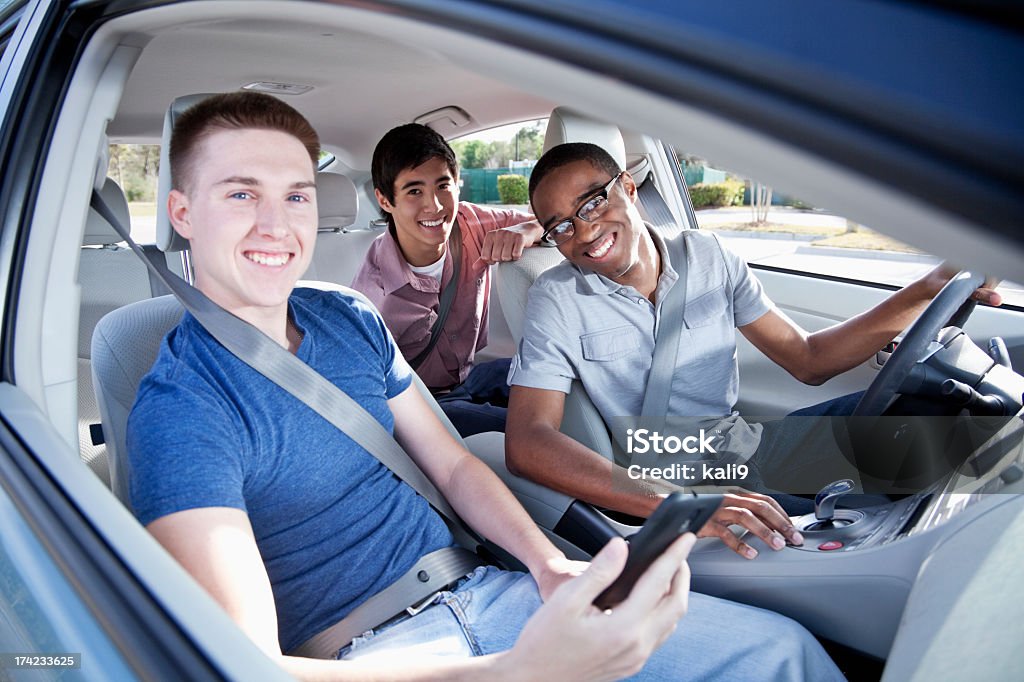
[127, 92, 842, 681]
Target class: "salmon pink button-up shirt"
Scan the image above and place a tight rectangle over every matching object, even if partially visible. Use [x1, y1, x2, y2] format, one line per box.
[352, 202, 531, 391]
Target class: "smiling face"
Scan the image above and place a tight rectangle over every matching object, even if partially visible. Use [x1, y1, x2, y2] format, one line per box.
[375, 155, 460, 267]
[167, 127, 318, 326]
[531, 160, 651, 285]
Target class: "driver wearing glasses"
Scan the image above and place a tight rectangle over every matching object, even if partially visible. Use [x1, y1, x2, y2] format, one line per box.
[538, 172, 625, 247]
[505, 141, 1001, 561]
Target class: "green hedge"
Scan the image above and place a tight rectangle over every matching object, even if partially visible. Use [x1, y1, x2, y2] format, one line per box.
[689, 180, 744, 209]
[496, 174, 529, 205]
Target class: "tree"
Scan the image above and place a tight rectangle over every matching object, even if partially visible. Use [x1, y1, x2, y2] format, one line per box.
[513, 122, 544, 162]
[488, 141, 511, 168]
[750, 181, 773, 225]
[451, 139, 489, 169]
[107, 144, 160, 202]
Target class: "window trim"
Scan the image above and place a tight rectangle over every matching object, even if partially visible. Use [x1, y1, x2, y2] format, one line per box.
[749, 263, 1024, 314]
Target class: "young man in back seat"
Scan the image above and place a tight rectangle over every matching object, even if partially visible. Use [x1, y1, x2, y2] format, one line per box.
[352, 124, 543, 436]
[127, 92, 843, 680]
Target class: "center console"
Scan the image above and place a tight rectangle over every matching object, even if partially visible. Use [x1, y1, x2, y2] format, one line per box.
[787, 412, 1024, 553]
[684, 407, 1024, 658]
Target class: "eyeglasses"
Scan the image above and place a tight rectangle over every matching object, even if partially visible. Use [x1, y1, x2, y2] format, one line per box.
[540, 173, 624, 246]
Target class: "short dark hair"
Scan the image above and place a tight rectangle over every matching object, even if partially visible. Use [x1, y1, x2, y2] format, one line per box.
[528, 142, 622, 202]
[170, 91, 320, 193]
[371, 123, 459, 219]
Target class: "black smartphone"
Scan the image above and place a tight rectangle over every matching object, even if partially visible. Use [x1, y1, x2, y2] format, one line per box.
[594, 493, 722, 610]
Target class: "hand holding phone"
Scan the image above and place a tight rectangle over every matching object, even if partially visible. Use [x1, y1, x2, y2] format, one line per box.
[594, 493, 722, 610]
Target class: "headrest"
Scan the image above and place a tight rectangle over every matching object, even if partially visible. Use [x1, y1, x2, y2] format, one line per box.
[83, 178, 131, 246]
[316, 172, 359, 232]
[155, 93, 218, 253]
[542, 107, 627, 170]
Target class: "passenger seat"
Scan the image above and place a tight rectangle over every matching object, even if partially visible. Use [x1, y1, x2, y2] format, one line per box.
[495, 107, 630, 459]
[78, 178, 152, 486]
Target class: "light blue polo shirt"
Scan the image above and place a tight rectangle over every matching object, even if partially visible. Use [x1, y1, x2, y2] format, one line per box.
[509, 227, 773, 460]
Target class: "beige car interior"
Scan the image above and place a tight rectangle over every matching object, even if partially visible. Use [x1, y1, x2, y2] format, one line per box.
[6, 5, 1013, 678]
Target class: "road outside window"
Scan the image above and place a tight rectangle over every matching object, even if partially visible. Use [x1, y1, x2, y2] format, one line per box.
[674, 150, 1023, 307]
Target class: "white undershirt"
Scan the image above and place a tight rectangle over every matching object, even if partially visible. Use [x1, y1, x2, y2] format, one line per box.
[409, 251, 447, 283]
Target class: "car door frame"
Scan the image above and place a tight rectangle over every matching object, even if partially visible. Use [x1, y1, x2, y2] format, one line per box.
[0, 1, 291, 677]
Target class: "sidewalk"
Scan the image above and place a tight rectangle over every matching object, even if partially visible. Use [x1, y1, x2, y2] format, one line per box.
[695, 209, 1021, 305]
[695, 206, 848, 232]
[696, 204, 931, 273]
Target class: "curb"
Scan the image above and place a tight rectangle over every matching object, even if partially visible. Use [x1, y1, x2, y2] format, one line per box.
[795, 244, 940, 263]
[708, 229, 824, 242]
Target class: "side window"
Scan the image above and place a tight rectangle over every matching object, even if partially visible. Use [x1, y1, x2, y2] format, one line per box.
[318, 150, 336, 170]
[673, 149, 1023, 307]
[106, 143, 160, 244]
[449, 118, 546, 211]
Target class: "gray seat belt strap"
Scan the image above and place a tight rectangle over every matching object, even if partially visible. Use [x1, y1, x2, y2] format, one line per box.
[638, 178, 677, 232]
[140, 244, 173, 297]
[409, 222, 461, 370]
[640, 230, 689, 419]
[291, 547, 483, 659]
[93, 192, 484, 656]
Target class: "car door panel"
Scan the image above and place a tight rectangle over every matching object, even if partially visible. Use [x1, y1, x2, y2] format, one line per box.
[737, 268, 1024, 416]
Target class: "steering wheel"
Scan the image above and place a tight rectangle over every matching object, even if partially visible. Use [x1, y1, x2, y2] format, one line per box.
[852, 271, 986, 416]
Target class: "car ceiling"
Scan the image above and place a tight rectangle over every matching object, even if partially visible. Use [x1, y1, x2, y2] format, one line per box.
[108, 18, 556, 166]
[86, 0, 1023, 279]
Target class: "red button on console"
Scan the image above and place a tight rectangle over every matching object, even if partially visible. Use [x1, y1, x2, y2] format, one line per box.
[818, 540, 844, 551]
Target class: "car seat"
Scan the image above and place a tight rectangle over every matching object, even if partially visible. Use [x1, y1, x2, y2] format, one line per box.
[78, 177, 151, 486]
[303, 171, 386, 285]
[496, 107, 628, 463]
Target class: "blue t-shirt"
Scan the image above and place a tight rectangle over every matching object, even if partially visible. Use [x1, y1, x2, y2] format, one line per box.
[126, 287, 454, 652]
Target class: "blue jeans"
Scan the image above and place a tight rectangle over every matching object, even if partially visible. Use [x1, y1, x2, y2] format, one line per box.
[436, 358, 512, 437]
[340, 566, 843, 681]
[756, 392, 868, 514]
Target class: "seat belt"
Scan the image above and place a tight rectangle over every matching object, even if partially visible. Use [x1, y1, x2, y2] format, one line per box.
[641, 229, 688, 419]
[608, 229, 688, 459]
[293, 545, 481, 658]
[91, 191, 484, 657]
[408, 221, 461, 370]
[638, 178, 678, 235]
[140, 244, 173, 297]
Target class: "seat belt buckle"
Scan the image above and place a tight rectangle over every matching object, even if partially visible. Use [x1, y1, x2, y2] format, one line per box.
[405, 591, 441, 617]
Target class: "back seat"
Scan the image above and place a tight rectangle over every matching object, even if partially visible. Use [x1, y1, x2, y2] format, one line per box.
[303, 171, 384, 285]
[78, 178, 155, 485]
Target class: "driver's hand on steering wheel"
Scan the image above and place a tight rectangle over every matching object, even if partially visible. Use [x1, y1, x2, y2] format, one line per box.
[923, 263, 1002, 307]
[692, 490, 803, 559]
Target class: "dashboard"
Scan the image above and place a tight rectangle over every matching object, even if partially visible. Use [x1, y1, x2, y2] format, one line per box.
[686, 407, 1024, 657]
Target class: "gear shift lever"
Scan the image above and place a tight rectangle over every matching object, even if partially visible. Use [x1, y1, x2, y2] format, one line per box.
[795, 479, 870, 542]
[806, 479, 855, 530]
